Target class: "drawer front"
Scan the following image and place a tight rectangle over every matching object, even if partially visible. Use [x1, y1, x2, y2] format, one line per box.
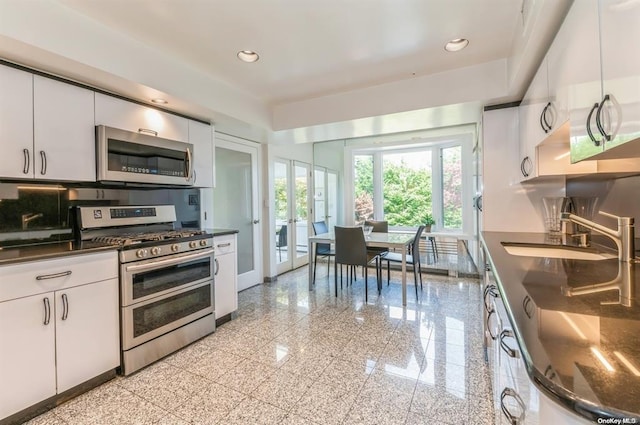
[214, 234, 236, 255]
[0, 251, 118, 302]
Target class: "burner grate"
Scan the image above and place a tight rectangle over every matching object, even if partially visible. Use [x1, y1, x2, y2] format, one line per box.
[92, 230, 206, 246]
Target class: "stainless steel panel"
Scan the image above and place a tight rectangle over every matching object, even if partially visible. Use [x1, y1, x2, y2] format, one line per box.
[78, 205, 177, 229]
[121, 280, 213, 350]
[121, 313, 215, 375]
[120, 248, 214, 305]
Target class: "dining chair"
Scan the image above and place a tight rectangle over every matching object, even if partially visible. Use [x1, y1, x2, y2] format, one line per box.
[334, 226, 381, 302]
[365, 219, 389, 280]
[381, 225, 425, 299]
[311, 221, 335, 284]
[276, 224, 287, 261]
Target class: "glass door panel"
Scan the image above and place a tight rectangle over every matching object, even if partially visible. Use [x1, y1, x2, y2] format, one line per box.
[314, 167, 326, 223]
[213, 140, 261, 291]
[293, 162, 310, 268]
[327, 170, 338, 231]
[274, 160, 290, 267]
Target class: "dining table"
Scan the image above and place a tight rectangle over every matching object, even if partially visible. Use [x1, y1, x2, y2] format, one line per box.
[308, 231, 416, 306]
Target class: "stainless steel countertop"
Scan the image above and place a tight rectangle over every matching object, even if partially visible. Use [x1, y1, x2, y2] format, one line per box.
[0, 241, 118, 265]
[482, 231, 640, 421]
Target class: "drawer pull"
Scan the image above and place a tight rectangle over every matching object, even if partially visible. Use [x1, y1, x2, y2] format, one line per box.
[486, 310, 497, 340]
[217, 242, 232, 248]
[483, 284, 497, 313]
[43, 297, 51, 325]
[500, 329, 519, 358]
[36, 270, 72, 281]
[500, 387, 525, 424]
[61, 293, 69, 321]
[138, 128, 158, 136]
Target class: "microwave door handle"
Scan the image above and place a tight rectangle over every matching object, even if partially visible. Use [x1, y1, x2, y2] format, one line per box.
[124, 248, 214, 274]
[185, 147, 193, 181]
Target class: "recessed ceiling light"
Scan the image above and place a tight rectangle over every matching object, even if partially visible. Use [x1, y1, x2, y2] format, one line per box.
[444, 38, 469, 52]
[237, 50, 259, 63]
[151, 98, 168, 104]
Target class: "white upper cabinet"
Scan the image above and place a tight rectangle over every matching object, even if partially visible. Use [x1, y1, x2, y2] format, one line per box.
[0, 66, 34, 179]
[599, 0, 640, 153]
[188, 120, 214, 188]
[95, 93, 189, 142]
[548, 0, 604, 163]
[519, 57, 550, 180]
[33, 76, 96, 182]
[0, 67, 95, 182]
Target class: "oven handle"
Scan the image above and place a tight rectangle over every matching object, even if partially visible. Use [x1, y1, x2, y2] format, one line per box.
[124, 248, 214, 274]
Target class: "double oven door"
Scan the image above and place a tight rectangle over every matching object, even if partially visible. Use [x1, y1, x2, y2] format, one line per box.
[120, 247, 214, 350]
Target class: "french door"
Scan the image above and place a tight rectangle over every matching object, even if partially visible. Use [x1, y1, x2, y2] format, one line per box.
[314, 166, 338, 231]
[213, 137, 261, 291]
[275, 159, 311, 274]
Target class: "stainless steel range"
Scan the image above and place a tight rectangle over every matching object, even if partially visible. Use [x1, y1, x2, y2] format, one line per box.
[74, 205, 215, 375]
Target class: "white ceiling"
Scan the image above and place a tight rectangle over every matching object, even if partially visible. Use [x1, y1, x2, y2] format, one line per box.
[57, 0, 522, 107]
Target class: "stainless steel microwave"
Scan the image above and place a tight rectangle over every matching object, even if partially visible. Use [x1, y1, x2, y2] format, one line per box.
[96, 125, 194, 186]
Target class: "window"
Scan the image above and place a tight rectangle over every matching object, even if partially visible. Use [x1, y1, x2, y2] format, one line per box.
[353, 155, 374, 223]
[350, 139, 470, 233]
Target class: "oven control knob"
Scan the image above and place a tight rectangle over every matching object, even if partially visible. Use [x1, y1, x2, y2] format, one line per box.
[199, 240, 207, 247]
[189, 241, 197, 248]
[136, 249, 147, 258]
[151, 247, 161, 256]
[171, 244, 179, 252]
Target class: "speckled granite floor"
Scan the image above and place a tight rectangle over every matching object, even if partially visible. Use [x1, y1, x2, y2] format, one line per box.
[24, 265, 493, 425]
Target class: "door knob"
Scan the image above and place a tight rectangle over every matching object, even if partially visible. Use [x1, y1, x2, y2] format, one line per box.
[253, 219, 260, 224]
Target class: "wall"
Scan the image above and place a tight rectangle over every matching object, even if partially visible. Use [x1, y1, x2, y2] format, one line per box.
[567, 176, 640, 239]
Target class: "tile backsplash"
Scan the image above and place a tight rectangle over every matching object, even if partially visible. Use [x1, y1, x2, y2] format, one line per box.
[0, 183, 201, 247]
[566, 175, 640, 238]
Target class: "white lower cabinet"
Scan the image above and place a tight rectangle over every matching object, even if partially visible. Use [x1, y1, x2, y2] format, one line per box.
[0, 251, 119, 420]
[214, 234, 237, 320]
[0, 292, 57, 420]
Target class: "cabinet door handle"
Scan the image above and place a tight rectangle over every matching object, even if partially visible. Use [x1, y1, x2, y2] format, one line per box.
[217, 242, 231, 248]
[595, 94, 612, 142]
[193, 169, 197, 184]
[36, 270, 72, 281]
[39, 150, 47, 175]
[521, 156, 532, 178]
[23, 149, 30, 174]
[43, 297, 51, 325]
[138, 128, 158, 136]
[544, 365, 557, 380]
[483, 284, 497, 313]
[523, 295, 533, 319]
[61, 293, 69, 320]
[500, 329, 519, 358]
[214, 258, 219, 276]
[586, 102, 601, 146]
[486, 310, 497, 340]
[500, 387, 525, 424]
[185, 147, 193, 181]
[540, 102, 552, 133]
[253, 219, 260, 224]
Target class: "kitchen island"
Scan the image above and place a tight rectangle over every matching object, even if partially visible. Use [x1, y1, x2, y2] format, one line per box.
[482, 231, 640, 423]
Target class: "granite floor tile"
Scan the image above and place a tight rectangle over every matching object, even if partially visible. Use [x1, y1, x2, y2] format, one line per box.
[342, 392, 409, 425]
[22, 411, 67, 425]
[411, 383, 470, 424]
[250, 369, 315, 411]
[292, 381, 359, 425]
[280, 413, 319, 425]
[185, 348, 245, 381]
[171, 381, 245, 424]
[216, 357, 278, 394]
[223, 396, 288, 425]
[315, 357, 374, 393]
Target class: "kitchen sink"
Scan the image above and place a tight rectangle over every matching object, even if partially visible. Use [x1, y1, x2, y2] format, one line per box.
[501, 242, 617, 261]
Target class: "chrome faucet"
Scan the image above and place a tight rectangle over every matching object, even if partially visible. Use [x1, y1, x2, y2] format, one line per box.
[562, 261, 635, 307]
[560, 211, 635, 262]
[21, 213, 43, 230]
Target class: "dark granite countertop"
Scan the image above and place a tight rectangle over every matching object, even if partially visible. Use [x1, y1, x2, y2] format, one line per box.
[210, 228, 238, 236]
[0, 241, 118, 265]
[482, 231, 640, 421]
